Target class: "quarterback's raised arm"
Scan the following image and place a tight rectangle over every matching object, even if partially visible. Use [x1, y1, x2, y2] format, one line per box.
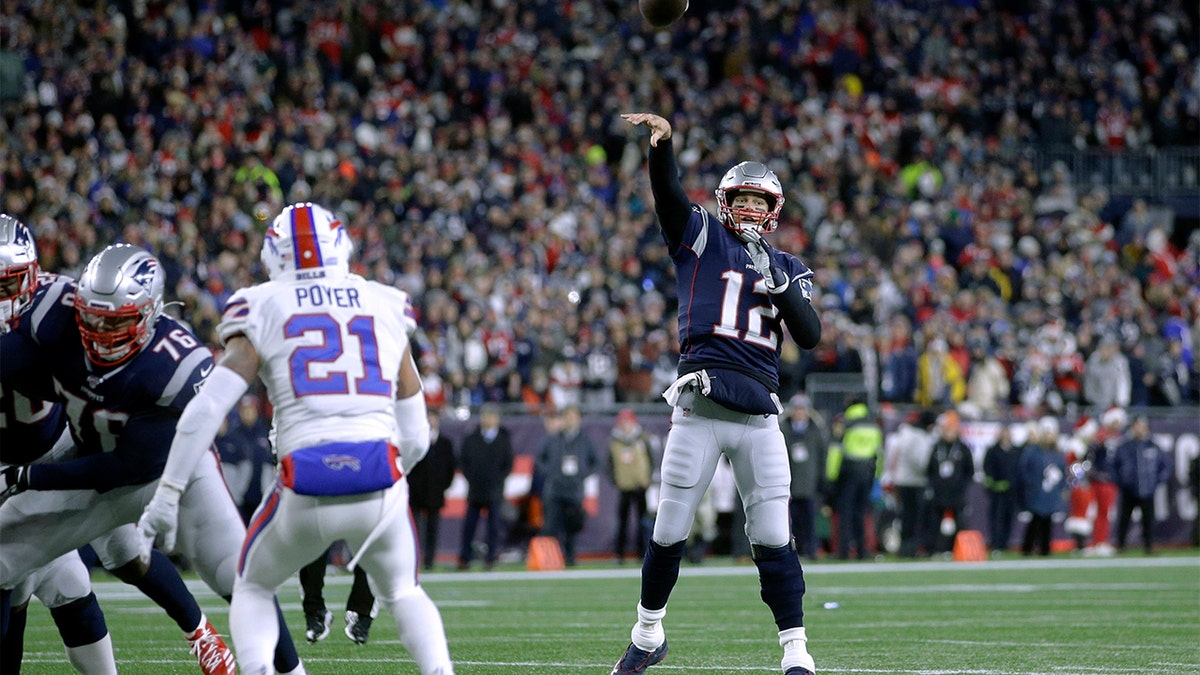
[622, 112, 690, 248]
[139, 336, 259, 551]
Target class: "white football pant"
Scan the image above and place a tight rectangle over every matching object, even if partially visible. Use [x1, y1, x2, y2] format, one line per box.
[0, 446, 242, 597]
[652, 395, 792, 548]
[232, 479, 453, 674]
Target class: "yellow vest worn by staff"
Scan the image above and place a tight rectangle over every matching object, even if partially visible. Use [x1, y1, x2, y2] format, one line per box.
[826, 403, 884, 481]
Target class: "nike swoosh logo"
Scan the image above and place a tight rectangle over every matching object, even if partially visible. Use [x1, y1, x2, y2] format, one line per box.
[199, 364, 214, 378]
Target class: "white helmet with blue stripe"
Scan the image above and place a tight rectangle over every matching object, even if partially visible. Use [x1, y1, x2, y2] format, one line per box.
[261, 202, 353, 281]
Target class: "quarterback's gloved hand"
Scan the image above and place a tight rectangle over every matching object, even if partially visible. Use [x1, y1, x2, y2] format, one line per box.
[743, 233, 790, 294]
[138, 480, 186, 554]
[0, 465, 30, 504]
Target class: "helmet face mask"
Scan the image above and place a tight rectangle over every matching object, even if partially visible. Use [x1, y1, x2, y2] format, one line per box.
[714, 161, 785, 238]
[75, 245, 165, 366]
[0, 214, 39, 327]
[261, 202, 352, 280]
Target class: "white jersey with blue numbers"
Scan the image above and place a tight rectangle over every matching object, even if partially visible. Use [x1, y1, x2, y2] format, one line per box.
[217, 269, 417, 457]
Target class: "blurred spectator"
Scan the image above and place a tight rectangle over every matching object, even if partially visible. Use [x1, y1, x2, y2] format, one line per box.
[915, 338, 966, 408]
[408, 411, 458, 571]
[457, 404, 514, 571]
[583, 331, 619, 409]
[983, 424, 1023, 554]
[548, 348, 584, 411]
[1019, 418, 1068, 557]
[878, 318, 918, 404]
[826, 400, 882, 560]
[520, 368, 554, 414]
[1150, 336, 1193, 406]
[925, 411, 975, 555]
[536, 406, 598, 566]
[213, 395, 272, 524]
[965, 338, 1010, 417]
[882, 410, 935, 558]
[781, 395, 828, 560]
[1083, 335, 1133, 414]
[1082, 408, 1125, 556]
[606, 408, 655, 563]
[1112, 416, 1172, 554]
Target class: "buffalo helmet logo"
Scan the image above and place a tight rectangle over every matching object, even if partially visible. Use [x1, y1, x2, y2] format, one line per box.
[322, 455, 362, 471]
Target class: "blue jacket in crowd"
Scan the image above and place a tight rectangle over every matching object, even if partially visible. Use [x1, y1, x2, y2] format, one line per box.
[1018, 444, 1066, 516]
[1112, 438, 1171, 499]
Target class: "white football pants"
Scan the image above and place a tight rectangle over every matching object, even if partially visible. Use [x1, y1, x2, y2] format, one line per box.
[232, 479, 453, 675]
[0, 445, 242, 597]
[652, 395, 792, 548]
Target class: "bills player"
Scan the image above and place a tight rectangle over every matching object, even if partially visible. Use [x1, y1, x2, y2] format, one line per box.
[138, 202, 455, 675]
[0, 241, 303, 674]
[616, 113, 821, 675]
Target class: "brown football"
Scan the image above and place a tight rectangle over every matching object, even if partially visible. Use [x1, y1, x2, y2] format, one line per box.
[639, 0, 688, 28]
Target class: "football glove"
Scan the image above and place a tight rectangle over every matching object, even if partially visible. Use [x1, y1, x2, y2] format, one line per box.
[0, 465, 30, 504]
[743, 233, 790, 294]
[138, 480, 186, 554]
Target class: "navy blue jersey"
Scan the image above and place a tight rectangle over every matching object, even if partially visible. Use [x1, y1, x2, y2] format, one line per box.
[645, 138, 820, 415]
[1, 272, 70, 464]
[0, 384, 66, 465]
[1, 275, 213, 490]
[671, 205, 813, 387]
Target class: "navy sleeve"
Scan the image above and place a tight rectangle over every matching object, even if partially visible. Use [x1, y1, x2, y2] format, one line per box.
[0, 330, 40, 385]
[26, 411, 176, 491]
[769, 252, 821, 349]
[647, 138, 691, 250]
[775, 285, 822, 349]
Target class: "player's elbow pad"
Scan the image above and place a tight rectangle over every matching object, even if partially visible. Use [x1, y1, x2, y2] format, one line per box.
[775, 285, 822, 349]
[161, 366, 249, 488]
[394, 391, 430, 472]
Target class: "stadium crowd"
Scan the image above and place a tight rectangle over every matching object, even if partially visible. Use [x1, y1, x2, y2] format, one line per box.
[3, 0, 1199, 419]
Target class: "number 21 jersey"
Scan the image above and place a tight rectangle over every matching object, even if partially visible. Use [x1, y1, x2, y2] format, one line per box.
[217, 269, 417, 457]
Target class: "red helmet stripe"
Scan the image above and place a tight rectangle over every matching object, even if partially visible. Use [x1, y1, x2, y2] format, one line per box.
[291, 205, 324, 269]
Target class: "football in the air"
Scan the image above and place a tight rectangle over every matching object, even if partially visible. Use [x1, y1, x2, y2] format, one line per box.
[639, 0, 687, 28]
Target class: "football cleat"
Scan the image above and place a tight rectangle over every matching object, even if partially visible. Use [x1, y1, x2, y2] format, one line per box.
[785, 668, 815, 675]
[305, 609, 333, 643]
[186, 615, 236, 675]
[344, 610, 373, 645]
[612, 640, 668, 674]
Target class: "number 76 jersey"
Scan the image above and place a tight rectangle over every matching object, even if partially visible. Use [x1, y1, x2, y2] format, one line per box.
[217, 271, 418, 457]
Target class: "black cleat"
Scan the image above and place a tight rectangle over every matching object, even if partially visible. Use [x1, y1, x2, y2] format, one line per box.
[304, 609, 333, 643]
[344, 610, 373, 645]
[611, 640, 668, 674]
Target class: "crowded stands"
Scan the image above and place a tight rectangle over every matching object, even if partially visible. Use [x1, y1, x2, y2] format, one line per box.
[3, 0, 1198, 419]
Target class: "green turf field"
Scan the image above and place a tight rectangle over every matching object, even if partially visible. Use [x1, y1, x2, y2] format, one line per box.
[17, 554, 1200, 674]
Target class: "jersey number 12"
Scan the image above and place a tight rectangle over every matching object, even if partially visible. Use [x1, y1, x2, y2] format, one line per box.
[712, 271, 778, 349]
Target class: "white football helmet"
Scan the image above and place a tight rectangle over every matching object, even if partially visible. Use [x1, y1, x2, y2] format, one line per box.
[75, 244, 165, 366]
[0, 213, 39, 328]
[261, 202, 352, 280]
[714, 161, 785, 237]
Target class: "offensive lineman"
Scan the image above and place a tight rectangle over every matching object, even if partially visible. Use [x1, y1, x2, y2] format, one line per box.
[138, 202, 455, 674]
[614, 113, 821, 675]
[0, 214, 119, 673]
[0, 239, 304, 674]
[0, 216, 241, 674]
